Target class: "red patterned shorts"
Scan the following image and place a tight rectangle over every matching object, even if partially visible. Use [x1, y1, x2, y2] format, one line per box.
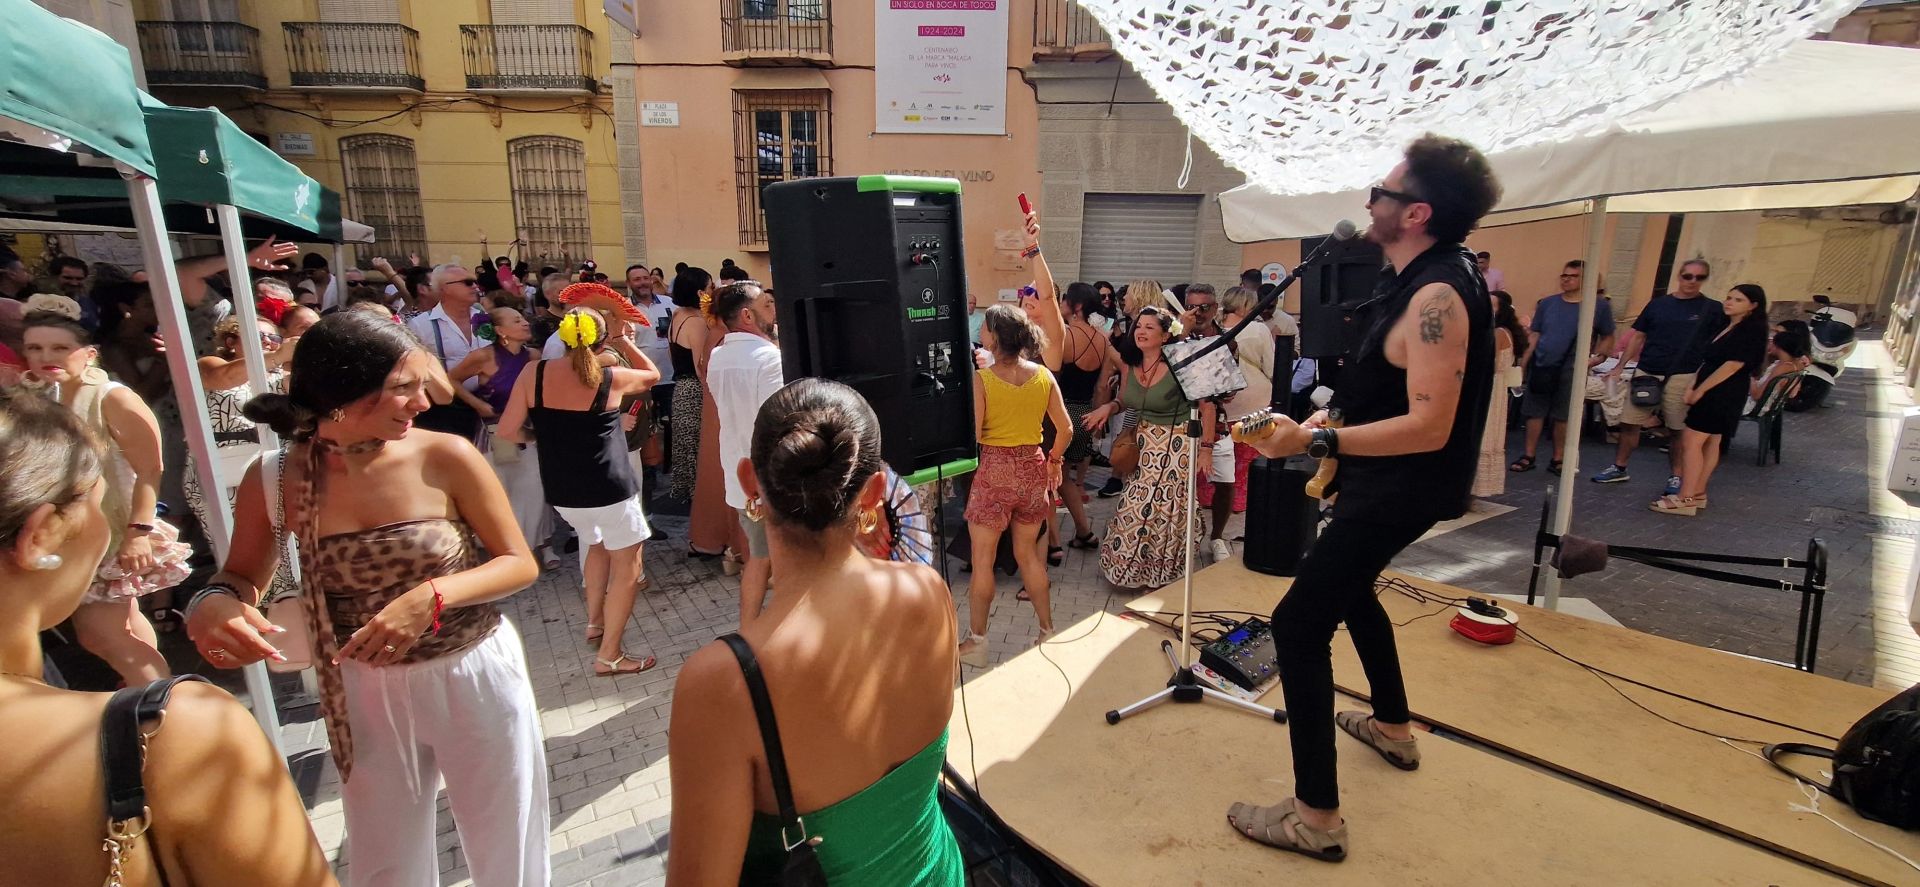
[964, 444, 1051, 530]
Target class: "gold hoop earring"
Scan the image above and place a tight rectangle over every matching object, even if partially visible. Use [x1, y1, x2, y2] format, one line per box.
[857, 508, 879, 536]
[744, 496, 765, 523]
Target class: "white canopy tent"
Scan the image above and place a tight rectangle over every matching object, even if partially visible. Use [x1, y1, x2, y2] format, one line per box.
[1217, 38, 1920, 608]
[1221, 39, 1920, 242]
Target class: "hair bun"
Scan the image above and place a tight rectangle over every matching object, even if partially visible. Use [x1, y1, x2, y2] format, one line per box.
[763, 409, 861, 528]
[243, 392, 317, 438]
[24, 293, 82, 321]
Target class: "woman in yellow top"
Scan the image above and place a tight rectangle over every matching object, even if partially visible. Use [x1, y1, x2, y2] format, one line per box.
[960, 306, 1071, 668]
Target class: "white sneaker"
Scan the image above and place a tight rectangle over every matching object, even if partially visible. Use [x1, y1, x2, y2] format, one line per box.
[1210, 539, 1232, 562]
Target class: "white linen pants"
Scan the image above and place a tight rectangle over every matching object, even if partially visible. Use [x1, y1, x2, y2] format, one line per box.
[339, 617, 551, 887]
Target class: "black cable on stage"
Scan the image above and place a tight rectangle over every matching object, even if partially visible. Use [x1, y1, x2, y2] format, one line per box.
[1373, 577, 1842, 743]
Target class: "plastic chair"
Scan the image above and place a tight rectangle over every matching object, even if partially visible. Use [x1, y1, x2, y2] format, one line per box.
[1726, 371, 1801, 465]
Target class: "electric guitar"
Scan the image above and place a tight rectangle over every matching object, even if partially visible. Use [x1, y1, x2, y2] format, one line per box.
[1231, 408, 1345, 499]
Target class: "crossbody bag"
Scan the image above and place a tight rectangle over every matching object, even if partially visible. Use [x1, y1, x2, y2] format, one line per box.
[99, 675, 209, 887]
[719, 633, 829, 886]
[259, 446, 312, 674]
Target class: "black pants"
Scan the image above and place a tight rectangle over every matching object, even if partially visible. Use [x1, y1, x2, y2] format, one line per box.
[1271, 515, 1436, 810]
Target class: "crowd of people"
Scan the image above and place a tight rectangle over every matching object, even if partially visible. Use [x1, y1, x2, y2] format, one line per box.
[0, 127, 1804, 883]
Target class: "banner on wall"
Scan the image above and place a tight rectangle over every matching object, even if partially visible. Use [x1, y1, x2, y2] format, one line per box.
[874, 0, 1010, 135]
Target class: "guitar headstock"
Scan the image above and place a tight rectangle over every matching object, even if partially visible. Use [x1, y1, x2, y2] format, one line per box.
[1230, 409, 1278, 444]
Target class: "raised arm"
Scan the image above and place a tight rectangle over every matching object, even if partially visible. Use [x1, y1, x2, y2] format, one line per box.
[1026, 212, 1067, 371]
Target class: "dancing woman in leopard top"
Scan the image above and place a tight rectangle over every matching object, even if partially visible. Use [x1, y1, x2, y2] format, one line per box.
[185, 311, 551, 886]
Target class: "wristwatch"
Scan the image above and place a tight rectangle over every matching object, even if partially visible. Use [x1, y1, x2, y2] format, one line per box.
[1307, 427, 1339, 460]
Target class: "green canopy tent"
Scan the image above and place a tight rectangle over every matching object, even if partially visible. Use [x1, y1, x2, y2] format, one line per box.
[0, 0, 296, 753]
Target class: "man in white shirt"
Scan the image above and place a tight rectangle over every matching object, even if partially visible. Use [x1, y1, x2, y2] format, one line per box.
[1475, 251, 1506, 293]
[406, 263, 489, 439]
[299, 252, 339, 312]
[706, 280, 786, 626]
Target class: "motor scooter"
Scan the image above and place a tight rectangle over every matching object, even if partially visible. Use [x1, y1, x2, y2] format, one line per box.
[1786, 294, 1858, 411]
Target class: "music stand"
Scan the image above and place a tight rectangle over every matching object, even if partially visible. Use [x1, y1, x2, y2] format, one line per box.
[1105, 405, 1287, 726]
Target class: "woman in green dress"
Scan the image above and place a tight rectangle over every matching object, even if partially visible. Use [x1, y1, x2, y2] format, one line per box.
[1082, 307, 1208, 589]
[665, 379, 963, 886]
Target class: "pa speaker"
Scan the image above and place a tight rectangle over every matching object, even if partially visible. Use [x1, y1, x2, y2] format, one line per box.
[1243, 456, 1320, 576]
[763, 176, 976, 483]
[1298, 236, 1384, 359]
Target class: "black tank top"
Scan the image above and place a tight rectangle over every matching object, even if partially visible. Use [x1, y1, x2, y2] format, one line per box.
[528, 361, 641, 509]
[1328, 243, 1493, 525]
[1057, 326, 1101, 403]
[669, 315, 698, 377]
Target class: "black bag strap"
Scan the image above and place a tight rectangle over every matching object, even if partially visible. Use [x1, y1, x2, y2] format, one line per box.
[1764, 741, 1838, 798]
[719, 633, 811, 849]
[101, 675, 209, 887]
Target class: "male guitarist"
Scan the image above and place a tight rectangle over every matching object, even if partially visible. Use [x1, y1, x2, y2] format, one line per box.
[1225, 134, 1502, 863]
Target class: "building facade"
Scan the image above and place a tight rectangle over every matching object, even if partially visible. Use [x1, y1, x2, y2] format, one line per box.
[131, 0, 624, 271]
[623, 1, 1252, 301]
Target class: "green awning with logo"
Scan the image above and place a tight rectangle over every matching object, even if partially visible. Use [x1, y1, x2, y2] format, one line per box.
[0, 0, 155, 176]
[144, 95, 326, 238]
[0, 94, 365, 244]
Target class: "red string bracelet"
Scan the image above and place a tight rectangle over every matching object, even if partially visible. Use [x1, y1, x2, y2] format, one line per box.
[428, 579, 444, 636]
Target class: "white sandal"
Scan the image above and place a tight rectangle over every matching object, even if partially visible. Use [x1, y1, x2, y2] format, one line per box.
[959, 632, 990, 668]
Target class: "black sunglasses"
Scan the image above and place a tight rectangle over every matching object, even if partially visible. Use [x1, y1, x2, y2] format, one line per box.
[1679, 273, 1709, 282]
[1370, 185, 1426, 206]
[452, 278, 480, 287]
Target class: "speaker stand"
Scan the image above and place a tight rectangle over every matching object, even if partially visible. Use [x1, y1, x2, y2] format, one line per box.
[1106, 407, 1286, 727]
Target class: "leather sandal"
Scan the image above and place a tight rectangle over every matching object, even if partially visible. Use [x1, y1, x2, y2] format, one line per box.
[585, 623, 604, 644]
[594, 653, 657, 676]
[1226, 798, 1348, 862]
[1508, 455, 1536, 472]
[1335, 711, 1421, 770]
[1067, 532, 1100, 550]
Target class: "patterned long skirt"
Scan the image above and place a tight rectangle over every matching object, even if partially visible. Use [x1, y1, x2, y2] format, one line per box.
[1100, 422, 1205, 589]
[669, 375, 703, 499]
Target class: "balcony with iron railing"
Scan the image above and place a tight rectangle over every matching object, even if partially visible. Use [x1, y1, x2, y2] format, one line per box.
[136, 21, 268, 89]
[459, 24, 599, 94]
[284, 22, 424, 92]
[721, 0, 832, 65]
[1033, 0, 1114, 60]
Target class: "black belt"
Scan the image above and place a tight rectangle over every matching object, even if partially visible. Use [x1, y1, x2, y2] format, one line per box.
[214, 429, 259, 445]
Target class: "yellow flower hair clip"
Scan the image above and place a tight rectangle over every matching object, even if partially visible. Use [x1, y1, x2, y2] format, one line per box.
[557, 310, 603, 350]
[699, 291, 715, 319]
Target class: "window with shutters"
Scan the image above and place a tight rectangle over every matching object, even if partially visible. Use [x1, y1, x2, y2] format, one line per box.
[1079, 193, 1202, 286]
[508, 136, 592, 266]
[339, 135, 427, 262]
[732, 90, 832, 246]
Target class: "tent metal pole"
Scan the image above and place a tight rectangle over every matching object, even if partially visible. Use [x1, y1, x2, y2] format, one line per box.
[1543, 196, 1611, 611]
[126, 176, 286, 757]
[214, 205, 293, 755]
[333, 243, 347, 306]
[215, 205, 281, 452]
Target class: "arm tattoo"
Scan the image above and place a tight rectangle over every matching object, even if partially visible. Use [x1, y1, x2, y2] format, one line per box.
[1415, 393, 1433, 402]
[1418, 290, 1455, 345]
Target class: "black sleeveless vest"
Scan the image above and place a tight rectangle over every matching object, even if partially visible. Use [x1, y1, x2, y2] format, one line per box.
[1327, 243, 1493, 525]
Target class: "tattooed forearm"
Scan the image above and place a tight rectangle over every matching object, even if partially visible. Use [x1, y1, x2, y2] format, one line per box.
[1418, 290, 1455, 344]
[1415, 393, 1433, 402]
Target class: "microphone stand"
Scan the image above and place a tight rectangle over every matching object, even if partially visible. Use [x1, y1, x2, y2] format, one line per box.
[1106, 224, 1353, 728]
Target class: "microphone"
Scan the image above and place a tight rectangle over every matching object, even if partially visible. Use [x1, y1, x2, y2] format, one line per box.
[1329, 219, 1359, 242]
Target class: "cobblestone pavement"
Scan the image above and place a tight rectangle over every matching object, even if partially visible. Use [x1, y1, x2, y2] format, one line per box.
[137, 343, 1910, 884]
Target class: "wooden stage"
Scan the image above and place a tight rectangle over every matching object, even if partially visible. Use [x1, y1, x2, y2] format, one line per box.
[947, 563, 1917, 886]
